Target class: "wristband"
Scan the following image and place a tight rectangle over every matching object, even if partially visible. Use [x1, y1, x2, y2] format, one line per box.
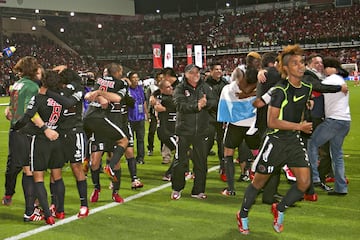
[40, 124, 48, 132]
[261, 92, 271, 104]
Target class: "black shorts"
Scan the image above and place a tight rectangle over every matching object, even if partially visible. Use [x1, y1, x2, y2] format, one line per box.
[61, 131, 86, 164]
[30, 136, 64, 171]
[8, 129, 31, 167]
[254, 134, 310, 174]
[223, 124, 260, 150]
[84, 117, 128, 152]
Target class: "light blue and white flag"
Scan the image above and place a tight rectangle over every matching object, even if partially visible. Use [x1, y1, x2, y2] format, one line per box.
[217, 81, 256, 125]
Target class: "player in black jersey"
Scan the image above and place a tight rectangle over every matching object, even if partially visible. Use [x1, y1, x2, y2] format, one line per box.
[154, 80, 177, 180]
[84, 63, 129, 203]
[237, 45, 313, 234]
[14, 70, 67, 225]
[45, 66, 89, 218]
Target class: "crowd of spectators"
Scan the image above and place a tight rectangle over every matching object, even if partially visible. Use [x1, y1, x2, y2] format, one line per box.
[1, 4, 359, 94]
[48, 4, 360, 55]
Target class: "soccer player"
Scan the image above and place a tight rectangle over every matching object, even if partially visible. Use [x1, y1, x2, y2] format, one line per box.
[2, 57, 55, 222]
[13, 70, 66, 225]
[84, 63, 129, 203]
[45, 66, 89, 218]
[218, 67, 259, 196]
[237, 45, 313, 234]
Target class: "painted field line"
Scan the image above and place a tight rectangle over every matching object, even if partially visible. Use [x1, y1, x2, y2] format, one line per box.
[5, 165, 220, 240]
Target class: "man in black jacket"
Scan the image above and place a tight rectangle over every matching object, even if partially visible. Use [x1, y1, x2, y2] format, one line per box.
[170, 64, 216, 200]
[205, 62, 228, 181]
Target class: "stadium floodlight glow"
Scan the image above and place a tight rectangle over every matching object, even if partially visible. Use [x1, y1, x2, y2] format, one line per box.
[226, 2, 230, 7]
[156, 9, 160, 14]
[35, 9, 40, 14]
[97, 23, 102, 29]
[10, 17, 16, 20]
[70, 11, 75, 17]
[60, 28, 65, 33]
[31, 26, 36, 31]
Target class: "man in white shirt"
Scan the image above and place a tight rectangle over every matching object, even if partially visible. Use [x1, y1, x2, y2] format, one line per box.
[307, 57, 351, 196]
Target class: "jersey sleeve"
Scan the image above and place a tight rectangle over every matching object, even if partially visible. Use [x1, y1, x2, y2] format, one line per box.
[269, 87, 285, 109]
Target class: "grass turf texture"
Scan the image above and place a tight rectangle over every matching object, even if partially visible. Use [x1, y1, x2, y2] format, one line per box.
[0, 83, 359, 240]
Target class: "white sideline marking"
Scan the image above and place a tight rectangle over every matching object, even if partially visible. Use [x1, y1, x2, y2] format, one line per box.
[5, 165, 220, 240]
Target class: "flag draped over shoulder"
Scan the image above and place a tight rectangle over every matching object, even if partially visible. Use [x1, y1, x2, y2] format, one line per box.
[217, 81, 256, 123]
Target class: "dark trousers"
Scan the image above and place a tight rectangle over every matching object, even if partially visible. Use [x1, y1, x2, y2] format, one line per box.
[147, 113, 157, 151]
[4, 130, 30, 196]
[172, 135, 208, 194]
[130, 120, 145, 161]
[207, 122, 225, 169]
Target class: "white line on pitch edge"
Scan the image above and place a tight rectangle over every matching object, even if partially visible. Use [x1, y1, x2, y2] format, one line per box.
[5, 165, 220, 240]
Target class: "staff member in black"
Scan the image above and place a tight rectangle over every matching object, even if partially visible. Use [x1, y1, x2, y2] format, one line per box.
[205, 62, 228, 180]
[170, 64, 216, 200]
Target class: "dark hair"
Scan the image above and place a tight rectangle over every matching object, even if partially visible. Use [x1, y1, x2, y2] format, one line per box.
[261, 52, 278, 68]
[59, 68, 82, 85]
[128, 71, 138, 79]
[306, 53, 323, 65]
[323, 57, 341, 69]
[245, 67, 258, 84]
[42, 70, 61, 90]
[161, 67, 177, 78]
[13, 56, 39, 80]
[278, 45, 304, 78]
[210, 62, 222, 70]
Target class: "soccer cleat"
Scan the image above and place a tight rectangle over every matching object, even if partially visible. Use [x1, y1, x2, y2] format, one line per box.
[326, 176, 349, 184]
[236, 211, 249, 235]
[90, 188, 100, 203]
[137, 159, 145, 164]
[147, 150, 153, 156]
[2, 195, 12, 206]
[131, 179, 144, 190]
[77, 206, 89, 218]
[49, 204, 56, 217]
[162, 174, 171, 181]
[171, 190, 181, 200]
[185, 172, 195, 180]
[45, 216, 55, 225]
[55, 212, 65, 219]
[303, 193, 318, 202]
[112, 192, 124, 203]
[219, 169, 227, 182]
[237, 174, 250, 182]
[272, 203, 284, 233]
[191, 193, 207, 199]
[24, 208, 45, 222]
[221, 188, 236, 196]
[314, 182, 333, 192]
[103, 165, 118, 182]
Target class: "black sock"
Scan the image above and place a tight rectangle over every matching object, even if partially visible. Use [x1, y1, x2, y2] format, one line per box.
[22, 173, 36, 216]
[50, 181, 56, 205]
[91, 168, 101, 190]
[54, 179, 65, 213]
[127, 157, 137, 180]
[77, 180, 88, 207]
[112, 169, 121, 192]
[109, 146, 125, 169]
[34, 182, 51, 218]
[278, 184, 304, 212]
[240, 184, 259, 218]
[224, 156, 235, 191]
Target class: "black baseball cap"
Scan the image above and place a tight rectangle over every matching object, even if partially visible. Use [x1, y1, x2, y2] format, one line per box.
[184, 64, 201, 73]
